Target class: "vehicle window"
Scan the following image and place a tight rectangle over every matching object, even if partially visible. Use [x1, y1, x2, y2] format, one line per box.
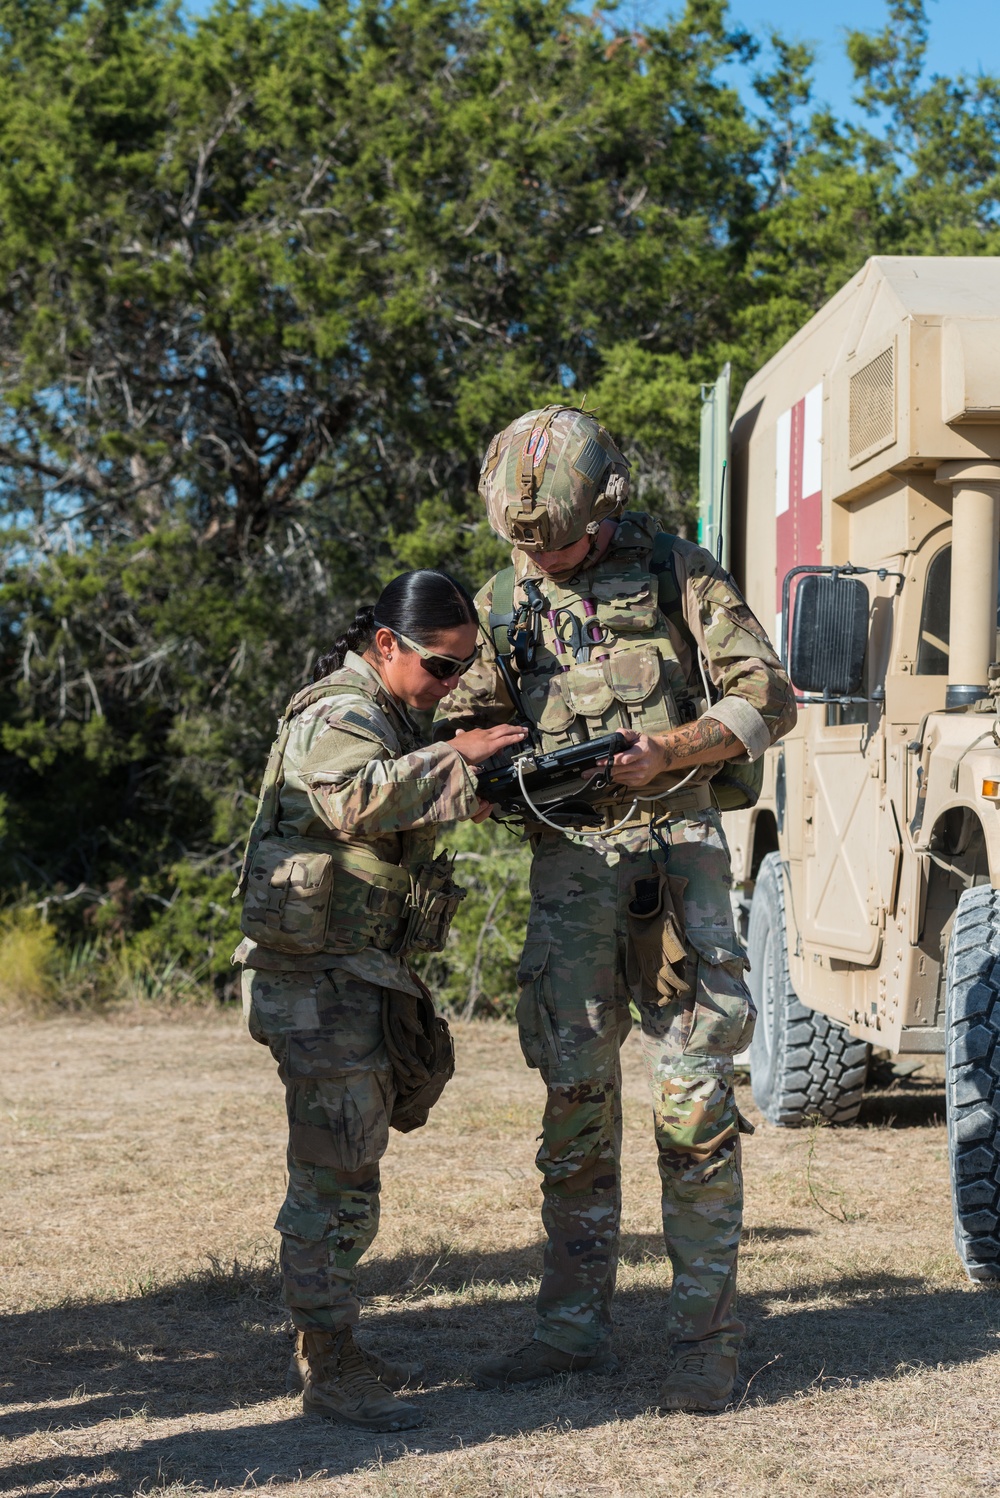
[916, 546, 951, 675]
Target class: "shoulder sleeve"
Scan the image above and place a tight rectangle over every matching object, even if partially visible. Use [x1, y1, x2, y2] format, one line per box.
[291, 694, 481, 834]
[671, 540, 797, 759]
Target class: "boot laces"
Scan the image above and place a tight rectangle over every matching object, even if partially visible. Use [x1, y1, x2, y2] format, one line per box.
[673, 1347, 724, 1378]
[335, 1328, 386, 1398]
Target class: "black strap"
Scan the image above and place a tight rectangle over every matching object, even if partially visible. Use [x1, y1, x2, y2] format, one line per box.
[488, 564, 517, 658]
[651, 531, 699, 658]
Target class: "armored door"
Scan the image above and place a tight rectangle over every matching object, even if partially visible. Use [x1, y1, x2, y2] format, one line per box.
[800, 720, 899, 966]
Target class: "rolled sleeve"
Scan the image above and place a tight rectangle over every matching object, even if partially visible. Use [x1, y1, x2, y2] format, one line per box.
[701, 697, 772, 761]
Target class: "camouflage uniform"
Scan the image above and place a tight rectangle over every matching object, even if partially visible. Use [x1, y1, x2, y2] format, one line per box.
[437, 518, 795, 1359]
[235, 651, 479, 1333]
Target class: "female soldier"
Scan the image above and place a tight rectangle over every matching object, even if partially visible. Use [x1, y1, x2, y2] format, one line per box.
[235, 569, 524, 1432]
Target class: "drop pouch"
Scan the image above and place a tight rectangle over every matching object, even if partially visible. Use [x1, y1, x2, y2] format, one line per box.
[626, 870, 690, 1006]
[382, 975, 455, 1133]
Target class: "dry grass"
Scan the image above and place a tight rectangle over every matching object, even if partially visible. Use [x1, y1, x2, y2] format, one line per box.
[1, 1014, 999, 1498]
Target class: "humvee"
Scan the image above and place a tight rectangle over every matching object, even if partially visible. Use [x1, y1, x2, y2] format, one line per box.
[702, 256, 1000, 1280]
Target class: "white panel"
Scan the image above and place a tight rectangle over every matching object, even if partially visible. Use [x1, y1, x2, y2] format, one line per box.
[802, 382, 823, 497]
[775, 408, 791, 516]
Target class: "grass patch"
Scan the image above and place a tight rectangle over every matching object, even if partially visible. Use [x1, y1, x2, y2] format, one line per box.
[1, 1016, 997, 1498]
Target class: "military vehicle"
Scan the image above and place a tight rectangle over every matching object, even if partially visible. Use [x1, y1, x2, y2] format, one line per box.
[700, 256, 1000, 1280]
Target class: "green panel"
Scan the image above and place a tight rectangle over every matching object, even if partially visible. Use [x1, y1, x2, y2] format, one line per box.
[698, 363, 731, 570]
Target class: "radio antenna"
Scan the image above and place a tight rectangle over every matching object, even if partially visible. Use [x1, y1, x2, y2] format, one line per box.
[716, 457, 728, 570]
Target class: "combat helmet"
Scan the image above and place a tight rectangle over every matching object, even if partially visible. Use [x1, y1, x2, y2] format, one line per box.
[479, 406, 630, 552]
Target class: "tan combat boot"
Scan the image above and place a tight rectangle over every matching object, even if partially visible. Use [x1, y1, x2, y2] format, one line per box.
[474, 1340, 618, 1390]
[657, 1344, 739, 1413]
[295, 1326, 424, 1430]
[287, 1331, 422, 1394]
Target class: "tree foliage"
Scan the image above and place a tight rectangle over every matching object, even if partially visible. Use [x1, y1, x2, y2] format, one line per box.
[1, 0, 999, 1005]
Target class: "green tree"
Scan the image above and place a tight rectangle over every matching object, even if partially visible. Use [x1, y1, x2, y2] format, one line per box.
[0, 0, 764, 968]
[2, 0, 999, 1006]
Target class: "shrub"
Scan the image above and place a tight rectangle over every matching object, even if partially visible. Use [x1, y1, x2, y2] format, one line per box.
[0, 906, 59, 1010]
[415, 819, 532, 1020]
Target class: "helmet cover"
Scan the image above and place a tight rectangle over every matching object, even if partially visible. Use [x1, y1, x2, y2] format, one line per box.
[479, 405, 630, 552]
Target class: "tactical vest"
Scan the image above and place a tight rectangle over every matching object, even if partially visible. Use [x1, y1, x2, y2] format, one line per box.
[489, 514, 762, 812]
[234, 668, 465, 960]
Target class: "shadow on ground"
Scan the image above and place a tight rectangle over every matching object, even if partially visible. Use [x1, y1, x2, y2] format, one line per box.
[2, 1245, 999, 1494]
[857, 1072, 946, 1129]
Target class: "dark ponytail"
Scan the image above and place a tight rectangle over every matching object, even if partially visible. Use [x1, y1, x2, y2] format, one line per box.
[313, 570, 476, 681]
[313, 605, 377, 680]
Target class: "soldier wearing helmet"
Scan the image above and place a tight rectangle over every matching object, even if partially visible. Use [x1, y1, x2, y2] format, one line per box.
[436, 405, 795, 1411]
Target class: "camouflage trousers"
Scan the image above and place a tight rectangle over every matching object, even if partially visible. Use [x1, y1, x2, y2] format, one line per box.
[516, 809, 755, 1357]
[242, 966, 394, 1332]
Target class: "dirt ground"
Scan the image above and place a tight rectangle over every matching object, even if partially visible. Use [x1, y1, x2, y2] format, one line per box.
[1, 1014, 998, 1498]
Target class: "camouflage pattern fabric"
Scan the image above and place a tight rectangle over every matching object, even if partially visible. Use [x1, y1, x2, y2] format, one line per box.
[268, 648, 477, 875]
[243, 964, 395, 1332]
[436, 520, 796, 784]
[480, 406, 631, 553]
[234, 648, 479, 984]
[433, 514, 793, 1360]
[517, 812, 752, 1356]
[236, 650, 478, 1331]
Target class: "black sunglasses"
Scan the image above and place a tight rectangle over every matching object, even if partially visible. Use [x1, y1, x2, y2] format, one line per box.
[378, 625, 481, 681]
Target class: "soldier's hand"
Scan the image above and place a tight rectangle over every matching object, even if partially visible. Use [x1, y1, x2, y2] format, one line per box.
[608, 730, 668, 787]
[450, 724, 527, 766]
[471, 798, 496, 823]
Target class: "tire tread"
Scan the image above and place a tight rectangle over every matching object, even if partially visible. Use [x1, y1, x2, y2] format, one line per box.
[946, 886, 1000, 1280]
[748, 854, 870, 1128]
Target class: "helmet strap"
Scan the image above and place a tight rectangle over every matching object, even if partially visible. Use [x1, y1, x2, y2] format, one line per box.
[515, 406, 561, 499]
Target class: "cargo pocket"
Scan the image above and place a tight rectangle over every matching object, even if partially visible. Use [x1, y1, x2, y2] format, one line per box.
[274, 1200, 331, 1242]
[515, 940, 560, 1078]
[523, 670, 576, 741]
[563, 661, 615, 726]
[682, 929, 756, 1058]
[284, 1033, 392, 1172]
[593, 581, 659, 632]
[240, 840, 335, 955]
[625, 871, 690, 1006]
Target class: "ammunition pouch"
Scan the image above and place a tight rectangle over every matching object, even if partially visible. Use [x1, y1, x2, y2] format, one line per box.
[240, 836, 465, 959]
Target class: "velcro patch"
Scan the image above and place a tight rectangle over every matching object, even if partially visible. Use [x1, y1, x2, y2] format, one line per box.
[339, 709, 382, 736]
[572, 435, 609, 482]
[525, 429, 550, 467]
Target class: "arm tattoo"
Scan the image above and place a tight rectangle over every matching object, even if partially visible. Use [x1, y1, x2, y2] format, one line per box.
[659, 717, 739, 769]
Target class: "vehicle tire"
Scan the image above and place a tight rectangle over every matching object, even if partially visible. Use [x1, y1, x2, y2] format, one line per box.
[748, 853, 870, 1126]
[945, 884, 1000, 1280]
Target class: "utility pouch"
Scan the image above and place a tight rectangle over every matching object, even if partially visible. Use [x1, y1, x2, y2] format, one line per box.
[626, 871, 690, 1006]
[709, 757, 764, 811]
[396, 854, 466, 955]
[240, 837, 336, 955]
[383, 976, 456, 1133]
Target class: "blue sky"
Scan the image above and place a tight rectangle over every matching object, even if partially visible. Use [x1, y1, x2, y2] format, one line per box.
[707, 0, 1000, 122]
[181, 0, 1000, 124]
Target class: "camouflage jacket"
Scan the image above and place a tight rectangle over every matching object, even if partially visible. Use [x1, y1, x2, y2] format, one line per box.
[435, 517, 795, 797]
[235, 651, 479, 985]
